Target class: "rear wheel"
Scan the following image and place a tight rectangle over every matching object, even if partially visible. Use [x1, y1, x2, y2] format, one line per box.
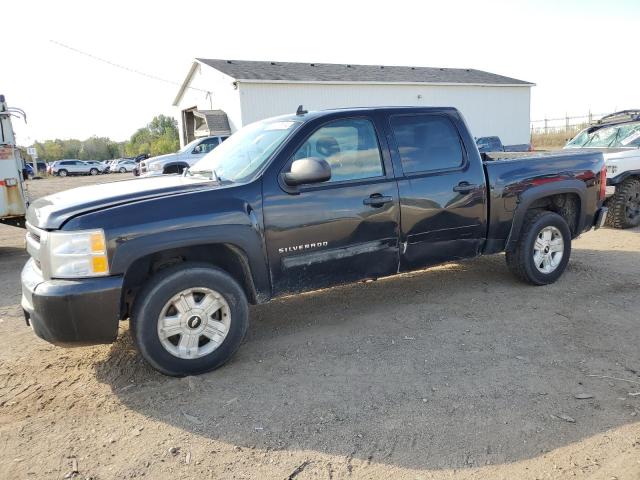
[131, 263, 249, 376]
[90, 168, 98, 175]
[119, 167, 127, 173]
[605, 178, 640, 229]
[58, 169, 68, 177]
[506, 210, 572, 285]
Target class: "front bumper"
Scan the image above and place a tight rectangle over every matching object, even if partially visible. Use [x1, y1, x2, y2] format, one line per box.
[594, 206, 608, 229]
[21, 258, 123, 346]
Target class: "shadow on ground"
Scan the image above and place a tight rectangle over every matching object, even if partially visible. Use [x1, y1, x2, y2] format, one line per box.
[94, 249, 640, 470]
[0, 245, 28, 310]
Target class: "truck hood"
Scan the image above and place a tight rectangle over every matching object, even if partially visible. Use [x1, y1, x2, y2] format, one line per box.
[27, 175, 215, 230]
[145, 152, 184, 165]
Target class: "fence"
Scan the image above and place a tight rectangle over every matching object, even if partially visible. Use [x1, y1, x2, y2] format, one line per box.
[530, 112, 607, 135]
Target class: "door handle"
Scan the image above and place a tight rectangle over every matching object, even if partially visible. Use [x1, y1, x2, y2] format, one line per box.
[453, 182, 478, 193]
[363, 194, 393, 207]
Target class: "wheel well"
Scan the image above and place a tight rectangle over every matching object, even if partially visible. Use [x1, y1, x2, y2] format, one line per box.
[527, 193, 581, 236]
[121, 244, 258, 319]
[163, 163, 188, 175]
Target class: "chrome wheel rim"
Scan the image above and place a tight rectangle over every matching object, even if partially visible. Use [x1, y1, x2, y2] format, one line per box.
[157, 287, 231, 359]
[533, 226, 564, 274]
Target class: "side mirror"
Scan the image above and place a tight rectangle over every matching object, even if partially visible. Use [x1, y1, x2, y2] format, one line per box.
[283, 157, 331, 186]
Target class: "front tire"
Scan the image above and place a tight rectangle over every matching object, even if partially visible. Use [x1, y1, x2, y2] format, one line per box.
[506, 211, 572, 285]
[90, 168, 98, 176]
[119, 167, 127, 173]
[131, 263, 249, 376]
[58, 169, 68, 177]
[605, 178, 640, 229]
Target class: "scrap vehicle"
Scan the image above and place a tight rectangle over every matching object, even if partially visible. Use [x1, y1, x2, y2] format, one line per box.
[21, 106, 607, 376]
[0, 94, 29, 228]
[565, 110, 640, 228]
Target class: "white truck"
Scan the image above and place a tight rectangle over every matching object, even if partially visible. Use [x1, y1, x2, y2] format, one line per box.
[565, 110, 640, 229]
[138, 135, 227, 176]
[0, 95, 29, 229]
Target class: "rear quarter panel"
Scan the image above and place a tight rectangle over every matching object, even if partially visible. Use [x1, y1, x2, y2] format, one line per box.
[483, 151, 604, 251]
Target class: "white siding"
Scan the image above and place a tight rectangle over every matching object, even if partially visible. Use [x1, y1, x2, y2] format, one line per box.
[238, 82, 531, 146]
[174, 64, 241, 145]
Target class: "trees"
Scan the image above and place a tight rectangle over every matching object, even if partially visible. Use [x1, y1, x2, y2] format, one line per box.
[124, 115, 179, 157]
[32, 115, 179, 161]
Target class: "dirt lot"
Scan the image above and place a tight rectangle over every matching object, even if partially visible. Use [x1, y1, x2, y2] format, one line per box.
[0, 175, 638, 480]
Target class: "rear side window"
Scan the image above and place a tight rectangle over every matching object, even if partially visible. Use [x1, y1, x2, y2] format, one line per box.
[390, 115, 464, 174]
[291, 118, 384, 183]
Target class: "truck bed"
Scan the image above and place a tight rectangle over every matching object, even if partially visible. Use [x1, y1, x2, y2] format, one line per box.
[482, 150, 605, 251]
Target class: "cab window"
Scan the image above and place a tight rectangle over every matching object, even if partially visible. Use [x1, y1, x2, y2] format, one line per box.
[390, 115, 464, 174]
[194, 137, 220, 154]
[291, 118, 384, 183]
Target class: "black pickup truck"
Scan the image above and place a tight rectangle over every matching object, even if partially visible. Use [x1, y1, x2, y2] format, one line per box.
[21, 107, 607, 376]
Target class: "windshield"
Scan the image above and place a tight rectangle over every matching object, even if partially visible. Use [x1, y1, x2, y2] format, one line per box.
[178, 138, 203, 154]
[188, 119, 300, 182]
[566, 122, 640, 148]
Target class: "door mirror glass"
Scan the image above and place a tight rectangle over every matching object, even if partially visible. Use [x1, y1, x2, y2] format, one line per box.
[283, 157, 331, 186]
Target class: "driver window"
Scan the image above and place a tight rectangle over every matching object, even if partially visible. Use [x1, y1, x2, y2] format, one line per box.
[292, 118, 384, 183]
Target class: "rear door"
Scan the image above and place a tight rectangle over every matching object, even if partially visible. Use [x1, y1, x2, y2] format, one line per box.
[386, 112, 487, 270]
[262, 115, 400, 295]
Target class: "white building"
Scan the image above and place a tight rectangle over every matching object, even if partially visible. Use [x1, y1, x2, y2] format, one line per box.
[173, 59, 534, 148]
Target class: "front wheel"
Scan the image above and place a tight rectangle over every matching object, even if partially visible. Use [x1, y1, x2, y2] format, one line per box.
[131, 263, 249, 376]
[119, 167, 127, 173]
[605, 178, 640, 229]
[58, 169, 68, 177]
[90, 168, 98, 176]
[505, 211, 572, 285]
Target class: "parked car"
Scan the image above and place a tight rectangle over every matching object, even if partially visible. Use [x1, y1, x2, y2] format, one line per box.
[476, 136, 505, 152]
[564, 109, 640, 228]
[138, 136, 228, 176]
[51, 160, 101, 176]
[110, 159, 136, 173]
[24, 163, 35, 179]
[82, 160, 105, 173]
[103, 158, 131, 173]
[21, 106, 607, 376]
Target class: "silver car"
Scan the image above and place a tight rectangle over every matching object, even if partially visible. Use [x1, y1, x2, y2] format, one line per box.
[52, 160, 101, 177]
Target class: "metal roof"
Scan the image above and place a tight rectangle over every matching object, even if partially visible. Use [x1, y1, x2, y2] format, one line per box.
[196, 59, 533, 86]
[193, 109, 231, 136]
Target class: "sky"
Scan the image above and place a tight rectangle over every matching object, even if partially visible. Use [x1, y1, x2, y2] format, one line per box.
[3, 0, 639, 145]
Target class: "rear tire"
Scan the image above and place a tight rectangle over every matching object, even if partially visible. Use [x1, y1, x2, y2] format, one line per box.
[58, 169, 68, 177]
[90, 168, 98, 175]
[119, 167, 127, 173]
[131, 263, 249, 376]
[505, 210, 572, 285]
[605, 178, 640, 229]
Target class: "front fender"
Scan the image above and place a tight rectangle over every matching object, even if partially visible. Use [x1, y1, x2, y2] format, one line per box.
[109, 223, 271, 302]
[608, 170, 640, 186]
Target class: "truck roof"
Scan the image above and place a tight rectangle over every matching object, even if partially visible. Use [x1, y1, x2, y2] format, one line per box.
[274, 105, 460, 123]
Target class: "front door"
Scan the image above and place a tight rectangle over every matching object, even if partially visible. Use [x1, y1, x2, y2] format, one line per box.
[262, 116, 400, 296]
[386, 112, 487, 270]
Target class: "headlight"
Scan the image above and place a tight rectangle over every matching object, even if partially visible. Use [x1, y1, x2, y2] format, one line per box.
[47, 229, 109, 278]
[149, 163, 162, 171]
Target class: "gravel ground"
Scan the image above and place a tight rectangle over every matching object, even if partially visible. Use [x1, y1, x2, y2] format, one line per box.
[0, 176, 638, 480]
